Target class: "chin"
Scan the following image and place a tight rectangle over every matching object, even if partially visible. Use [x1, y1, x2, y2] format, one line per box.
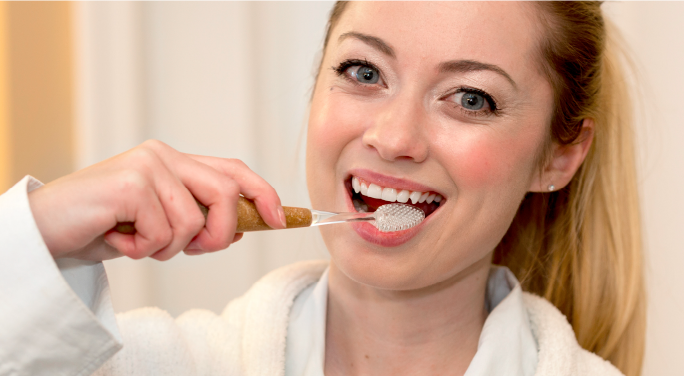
[321, 224, 475, 291]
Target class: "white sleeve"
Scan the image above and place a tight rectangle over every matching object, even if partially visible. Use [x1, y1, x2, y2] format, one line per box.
[0, 176, 122, 376]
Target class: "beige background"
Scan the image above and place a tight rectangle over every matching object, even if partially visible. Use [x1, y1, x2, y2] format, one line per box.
[0, 2, 75, 190]
[13, 0, 684, 375]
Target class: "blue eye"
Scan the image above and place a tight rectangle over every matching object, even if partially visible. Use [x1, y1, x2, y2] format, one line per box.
[450, 89, 497, 113]
[352, 66, 380, 84]
[457, 92, 485, 110]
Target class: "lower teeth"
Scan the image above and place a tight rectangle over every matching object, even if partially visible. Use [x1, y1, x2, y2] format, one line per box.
[353, 198, 369, 212]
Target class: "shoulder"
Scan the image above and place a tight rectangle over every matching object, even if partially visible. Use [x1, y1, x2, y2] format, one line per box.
[522, 293, 624, 376]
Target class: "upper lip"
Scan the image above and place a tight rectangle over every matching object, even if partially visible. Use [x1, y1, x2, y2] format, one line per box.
[347, 168, 444, 196]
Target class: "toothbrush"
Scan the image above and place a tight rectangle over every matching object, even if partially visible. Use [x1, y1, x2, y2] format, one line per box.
[115, 196, 425, 234]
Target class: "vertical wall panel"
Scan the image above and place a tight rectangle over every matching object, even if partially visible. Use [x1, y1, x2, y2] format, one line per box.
[605, 3, 684, 375]
[6, 2, 74, 184]
[0, 2, 11, 192]
[72, 1, 152, 314]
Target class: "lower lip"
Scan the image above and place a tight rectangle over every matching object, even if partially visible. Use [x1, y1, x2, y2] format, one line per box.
[345, 190, 429, 247]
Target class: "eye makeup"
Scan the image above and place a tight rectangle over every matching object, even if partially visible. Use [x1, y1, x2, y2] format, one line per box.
[332, 58, 386, 87]
[330, 56, 504, 119]
[444, 86, 501, 118]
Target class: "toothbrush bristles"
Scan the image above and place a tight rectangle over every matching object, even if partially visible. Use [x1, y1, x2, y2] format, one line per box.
[373, 204, 425, 232]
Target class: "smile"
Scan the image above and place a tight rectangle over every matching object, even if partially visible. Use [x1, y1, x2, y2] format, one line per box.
[348, 176, 444, 218]
[342, 171, 446, 247]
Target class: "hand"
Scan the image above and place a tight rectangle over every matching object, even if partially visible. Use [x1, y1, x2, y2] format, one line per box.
[27, 140, 286, 261]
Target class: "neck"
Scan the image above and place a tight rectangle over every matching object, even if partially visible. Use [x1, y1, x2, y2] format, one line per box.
[325, 256, 491, 376]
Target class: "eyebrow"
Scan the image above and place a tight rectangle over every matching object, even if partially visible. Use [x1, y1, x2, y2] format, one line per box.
[338, 32, 396, 58]
[338, 31, 517, 89]
[439, 60, 517, 89]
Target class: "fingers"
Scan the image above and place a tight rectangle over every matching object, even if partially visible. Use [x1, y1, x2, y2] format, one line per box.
[101, 140, 281, 262]
[188, 155, 286, 230]
[103, 171, 174, 259]
[173, 162, 241, 253]
[183, 232, 243, 256]
[103, 145, 206, 260]
[142, 145, 239, 253]
[146, 161, 207, 261]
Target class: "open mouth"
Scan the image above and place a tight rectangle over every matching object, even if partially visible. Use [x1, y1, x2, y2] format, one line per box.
[345, 176, 444, 218]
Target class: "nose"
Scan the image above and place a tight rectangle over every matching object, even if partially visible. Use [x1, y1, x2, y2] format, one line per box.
[362, 93, 429, 163]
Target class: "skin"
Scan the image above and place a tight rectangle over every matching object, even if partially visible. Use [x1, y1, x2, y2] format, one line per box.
[306, 2, 593, 375]
[27, 2, 593, 375]
[29, 139, 287, 261]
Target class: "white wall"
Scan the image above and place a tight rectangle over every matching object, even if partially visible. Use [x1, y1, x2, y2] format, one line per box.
[73, 2, 684, 374]
[604, 3, 684, 374]
[73, 1, 333, 316]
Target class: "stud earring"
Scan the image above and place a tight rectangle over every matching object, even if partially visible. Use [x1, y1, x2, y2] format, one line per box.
[548, 184, 555, 191]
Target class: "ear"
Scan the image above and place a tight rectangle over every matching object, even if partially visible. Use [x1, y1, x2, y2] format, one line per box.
[529, 118, 595, 192]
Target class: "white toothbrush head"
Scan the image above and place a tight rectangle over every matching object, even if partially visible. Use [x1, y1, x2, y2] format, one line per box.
[373, 204, 425, 232]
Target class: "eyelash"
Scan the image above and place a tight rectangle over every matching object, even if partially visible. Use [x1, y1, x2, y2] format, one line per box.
[451, 87, 499, 117]
[332, 59, 383, 85]
[331, 58, 500, 117]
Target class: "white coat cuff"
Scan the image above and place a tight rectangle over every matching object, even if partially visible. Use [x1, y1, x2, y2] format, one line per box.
[0, 176, 122, 376]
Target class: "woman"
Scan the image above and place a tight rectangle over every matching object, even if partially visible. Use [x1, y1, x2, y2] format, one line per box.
[0, 2, 644, 375]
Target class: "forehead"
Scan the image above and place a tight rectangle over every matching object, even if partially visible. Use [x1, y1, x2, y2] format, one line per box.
[333, 2, 541, 80]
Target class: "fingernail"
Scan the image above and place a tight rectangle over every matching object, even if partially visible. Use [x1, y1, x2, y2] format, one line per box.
[184, 248, 205, 256]
[186, 239, 204, 251]
[278, 207, 287, 229]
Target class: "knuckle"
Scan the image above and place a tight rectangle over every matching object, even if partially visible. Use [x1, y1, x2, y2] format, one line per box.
[176, 213, 205, 240]
[141, 139, 168, 152]
[116, 169, 149, 196]
[131, 144, 161, 166]
[205, 236, 231, 252]
[207, 175, 238, 199]
[153, 228, 173, 249]
[188, 212, 207, 233]
[219, 177, 240, 197]
[227, 158, 249, 170]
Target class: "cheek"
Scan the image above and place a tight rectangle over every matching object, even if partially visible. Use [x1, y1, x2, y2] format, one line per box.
[433, 125, 543, 191]
[306, 90, 368, 202]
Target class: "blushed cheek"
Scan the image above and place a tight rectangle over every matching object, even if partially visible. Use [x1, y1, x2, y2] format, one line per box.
[437, 132, 539, 190]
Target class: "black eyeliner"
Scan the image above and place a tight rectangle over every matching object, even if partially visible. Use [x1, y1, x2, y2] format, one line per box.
[456, 87, 499, 112]
[332, 58, 377, 76]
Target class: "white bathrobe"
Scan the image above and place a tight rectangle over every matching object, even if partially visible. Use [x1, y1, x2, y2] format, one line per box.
[89, 260, 621, 376]
[0, 177, 624, 376]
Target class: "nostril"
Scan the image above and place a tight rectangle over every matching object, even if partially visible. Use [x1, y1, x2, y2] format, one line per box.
[361, 124, 428, 163]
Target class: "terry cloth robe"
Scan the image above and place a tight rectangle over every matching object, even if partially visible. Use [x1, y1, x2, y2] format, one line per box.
[93, 260, 623, 376]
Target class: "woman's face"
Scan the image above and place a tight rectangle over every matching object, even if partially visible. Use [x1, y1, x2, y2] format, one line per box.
[307, 2, 553, 290]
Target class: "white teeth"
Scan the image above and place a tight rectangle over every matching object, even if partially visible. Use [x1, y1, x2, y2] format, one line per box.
[381, 188, 397, 202]
[396, 189, 410, 203]
[352, 176, 442, 206]
[367, 184, 383, 199]
[409, 191, 422, 204]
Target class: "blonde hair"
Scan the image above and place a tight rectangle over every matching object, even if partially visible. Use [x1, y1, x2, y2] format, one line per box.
[321, 2, 645, 375]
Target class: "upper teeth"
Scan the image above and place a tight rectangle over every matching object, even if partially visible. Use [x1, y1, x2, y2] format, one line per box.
[351, 176, 442, 204]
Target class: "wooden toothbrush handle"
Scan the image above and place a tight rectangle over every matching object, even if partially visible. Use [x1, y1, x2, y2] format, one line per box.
[114, 196, 312, 234]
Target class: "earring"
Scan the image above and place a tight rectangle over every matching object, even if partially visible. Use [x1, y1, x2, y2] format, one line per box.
[548, 184, 555, 191]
